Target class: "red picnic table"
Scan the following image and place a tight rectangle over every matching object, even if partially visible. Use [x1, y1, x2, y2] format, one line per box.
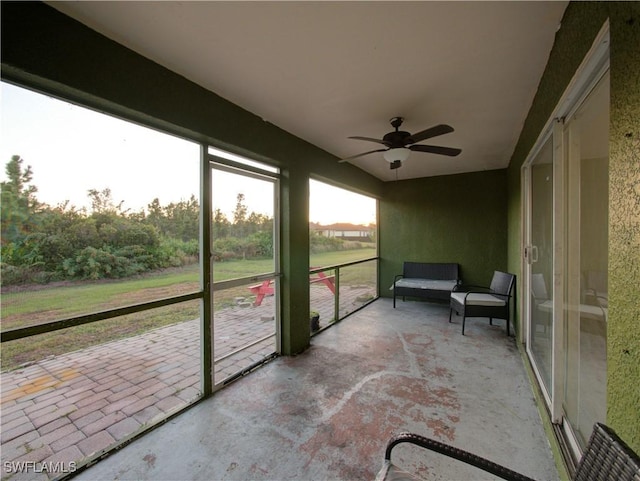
[249, 269, 336, 307]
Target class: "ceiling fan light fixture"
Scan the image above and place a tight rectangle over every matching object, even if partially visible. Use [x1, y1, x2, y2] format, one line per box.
[383, 148, 410, 163]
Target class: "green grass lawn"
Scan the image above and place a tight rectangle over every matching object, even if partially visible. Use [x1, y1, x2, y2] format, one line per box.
[1, 268, 200, 326]
[1, 248, 377, 371]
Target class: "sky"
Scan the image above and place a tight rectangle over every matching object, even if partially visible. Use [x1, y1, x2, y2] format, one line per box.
[0, 82, 375, 226]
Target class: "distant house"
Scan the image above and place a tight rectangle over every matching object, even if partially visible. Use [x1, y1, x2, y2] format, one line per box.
[311, 223, 374, 241]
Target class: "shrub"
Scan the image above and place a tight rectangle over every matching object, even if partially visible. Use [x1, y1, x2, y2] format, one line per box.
[154, 237, 199, 268]
[110, 221, 160, 249]
[66, 219, 101, 250]
[62, 246, 140, 280]
[213, 237, 244, 260]
[309, 233, 344, 253]
[247, 231, 273, 257]
[1, 263, 39, 285]
[34, 234, 75, 271]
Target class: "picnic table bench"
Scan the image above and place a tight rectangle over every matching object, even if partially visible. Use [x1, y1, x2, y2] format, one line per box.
[249, 269, 335, 306]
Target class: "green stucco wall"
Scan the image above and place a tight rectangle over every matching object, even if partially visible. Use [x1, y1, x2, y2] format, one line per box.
[608, 3, 640, 453]
[506, 2, 640, 452]
[0, 1, 383, 356]
[379, 169, 508, 295]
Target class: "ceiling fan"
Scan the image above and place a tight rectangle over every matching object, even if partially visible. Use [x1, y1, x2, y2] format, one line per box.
[339, 117, 462, 170]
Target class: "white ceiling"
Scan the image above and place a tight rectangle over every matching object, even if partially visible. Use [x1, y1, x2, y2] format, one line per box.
[50, 1, 567, 182]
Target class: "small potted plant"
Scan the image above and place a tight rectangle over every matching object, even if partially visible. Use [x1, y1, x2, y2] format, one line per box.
[310, 310, 320, 332]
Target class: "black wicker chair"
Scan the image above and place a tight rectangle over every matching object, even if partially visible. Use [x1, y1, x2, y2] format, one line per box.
[375, 423, 640, 481]
[449, 270, 516, 336]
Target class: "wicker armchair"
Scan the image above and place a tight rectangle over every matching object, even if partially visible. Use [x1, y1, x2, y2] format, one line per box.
[375, 423, 640, 481]
[449, 270, 516, 336]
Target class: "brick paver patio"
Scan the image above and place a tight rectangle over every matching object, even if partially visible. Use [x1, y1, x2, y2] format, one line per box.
[1, 283, 374, 480]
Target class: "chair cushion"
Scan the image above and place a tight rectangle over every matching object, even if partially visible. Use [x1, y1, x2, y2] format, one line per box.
[374, 461, 423, 481]
[451, 292, 506, 307]
[393, 279, 458, 291]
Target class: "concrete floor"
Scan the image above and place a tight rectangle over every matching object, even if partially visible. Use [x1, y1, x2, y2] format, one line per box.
[1, 283, 374, 481]
[74, 298, 559, 481]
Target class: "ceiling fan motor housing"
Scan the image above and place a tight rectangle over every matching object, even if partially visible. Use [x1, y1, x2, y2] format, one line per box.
[382, 130, 412, 148]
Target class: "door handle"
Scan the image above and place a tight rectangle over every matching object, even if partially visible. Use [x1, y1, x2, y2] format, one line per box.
[525, 245, 539, 264]
[531, 245, 539, 263]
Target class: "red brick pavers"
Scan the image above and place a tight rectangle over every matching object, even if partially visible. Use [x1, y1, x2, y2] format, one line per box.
[1, 319, 201, 481]
[1, 283, 374, 480]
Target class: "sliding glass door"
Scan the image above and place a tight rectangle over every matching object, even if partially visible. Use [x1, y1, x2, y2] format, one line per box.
[522, 27, 609, 459]
[562, 73, 609, 450]
[525, 136, 554, 396]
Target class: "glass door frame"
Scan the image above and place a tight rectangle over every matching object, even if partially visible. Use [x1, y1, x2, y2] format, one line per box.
[520, 22, 609, 460]
[522, 123, 565, 417]
[560, 69, 610, 455]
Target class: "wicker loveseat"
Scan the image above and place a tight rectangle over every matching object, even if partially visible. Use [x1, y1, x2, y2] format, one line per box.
[392, 262, 461, 307]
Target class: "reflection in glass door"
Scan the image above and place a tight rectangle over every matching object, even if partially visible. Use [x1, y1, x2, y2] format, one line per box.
[210, 157, 279, 385]
[526, 137, 554, 395]
[562, 72, 609, 450]
[523, 64, 609, 458]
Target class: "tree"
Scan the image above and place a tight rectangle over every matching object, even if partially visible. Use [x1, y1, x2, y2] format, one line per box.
[163, 195, 199, 241]
[87, 188, 126, 215]
[233, 193, 247, 223]
[146, 198, 164, 231]
[232, 193, 248, 238]
[213, 208, 230, 238]
[1, 155, 40, 244]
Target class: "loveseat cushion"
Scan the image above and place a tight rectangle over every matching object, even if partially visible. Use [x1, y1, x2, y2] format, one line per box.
[450, 292, 506, 307]
[393, 279, 459, 291]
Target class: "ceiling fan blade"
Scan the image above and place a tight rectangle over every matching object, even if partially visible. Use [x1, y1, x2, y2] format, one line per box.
[406, 124, 455, 144]
[348, 136, 390, 146]
[339, 148, 387, 162]
[410, 144, 462, 157]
